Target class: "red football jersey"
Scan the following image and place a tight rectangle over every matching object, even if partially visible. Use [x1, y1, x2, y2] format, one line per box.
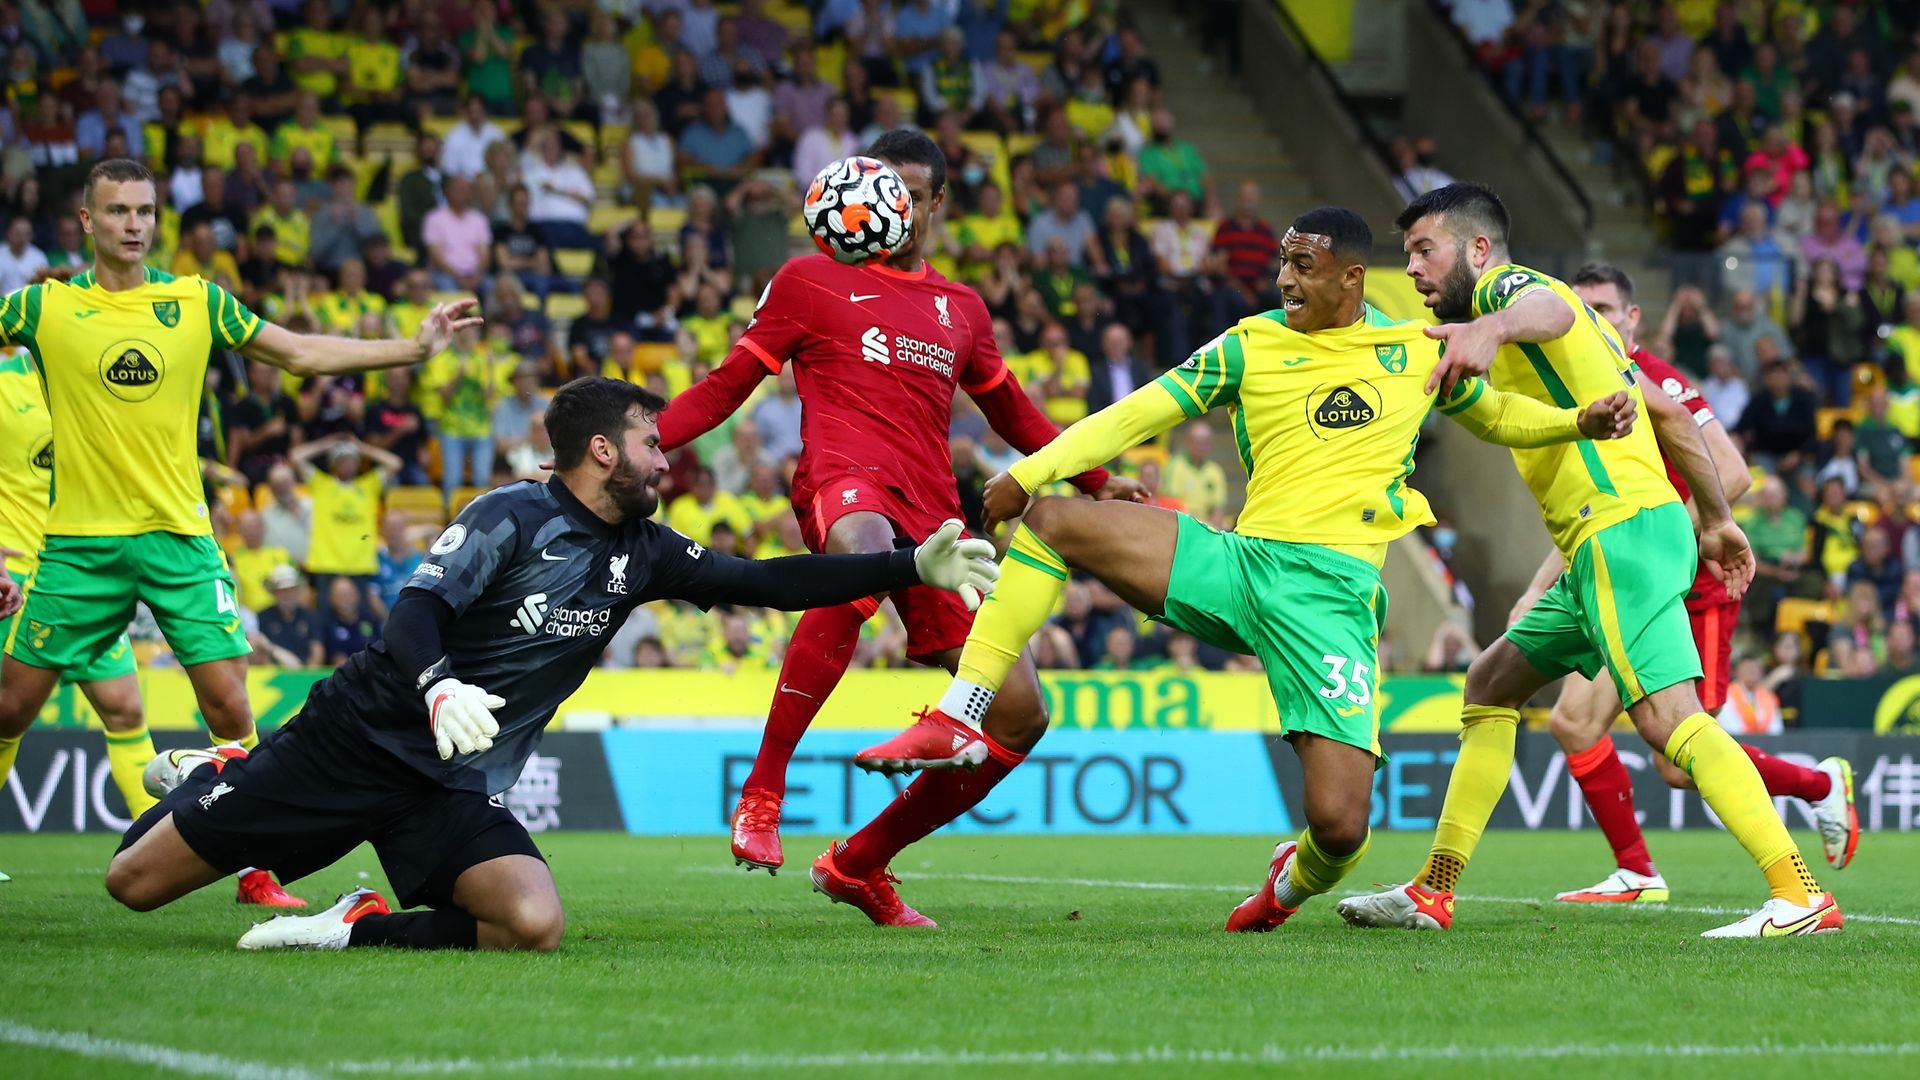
[736, 254, 1010, 516]
[1633, 347, 1730, 606]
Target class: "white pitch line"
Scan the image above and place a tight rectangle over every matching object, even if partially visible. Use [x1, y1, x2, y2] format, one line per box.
[329, 1041, 1920, 1073]
[0, 1020, 323, 1080]
[677, 865, 1920, 926]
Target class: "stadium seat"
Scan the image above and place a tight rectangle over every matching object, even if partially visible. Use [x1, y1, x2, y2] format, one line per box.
[555, 248, 596, 278]
[1773, 598, 1832, 638]
[322, 115, 358, 146]
[421, 115, 458, 141]
[1815, 406, 1862, 439]
[386, 485, 447, 529]
[1006, 133, 1043, 159]
[547, 292, 588, 322]
[450, 486, 489, 518]
[647, 205, 688, 235]
[589, 203, 634, 236]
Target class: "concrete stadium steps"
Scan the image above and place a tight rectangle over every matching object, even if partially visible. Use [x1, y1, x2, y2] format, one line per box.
[1131, 4, 1319, 221]
[1533, 120, 1669, 325]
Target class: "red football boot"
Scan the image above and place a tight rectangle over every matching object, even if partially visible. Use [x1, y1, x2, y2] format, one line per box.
[853, 708, 987, 774]
[236, 869, 307, 908]
[809, 844, 938, 927]
[1225, 841, 1302, 933]
[731, 788, 784, 873]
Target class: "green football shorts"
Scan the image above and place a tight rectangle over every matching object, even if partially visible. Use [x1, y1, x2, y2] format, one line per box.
[4, 533, 250, 671]
[1504, 502, 1702, 708]
[1157, 514, 1386, 759]
[2, 569, 136, 683]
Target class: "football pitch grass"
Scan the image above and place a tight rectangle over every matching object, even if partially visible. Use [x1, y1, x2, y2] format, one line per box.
[2, 831, 1917, 1079]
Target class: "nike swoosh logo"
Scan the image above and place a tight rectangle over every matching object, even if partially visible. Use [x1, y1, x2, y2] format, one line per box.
[74, 310, 100, 319]
[849, 293, 880, 303]
[541, 548, 567, 561]
[1760, 906, 1827, 937]
[15, 404, 31, 413]
[778, 684, 814, 699]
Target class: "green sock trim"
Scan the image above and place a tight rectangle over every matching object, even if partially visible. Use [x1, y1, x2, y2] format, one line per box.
[104, 729, 153, 745]
[1005, 547, 1068, 580]
[1013, 525, 1066, 566]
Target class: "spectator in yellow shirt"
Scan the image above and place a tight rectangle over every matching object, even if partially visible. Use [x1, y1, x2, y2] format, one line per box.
[253, 179, 312, 267]
[1021, 321, 1092, 425]
[270, 92, 340, 172]
[955, 182, 1024, 281]
[170, 220, 242, 291]
[201, 97, 271, 170]
[314, 259, 390, 334]
[666, 465, 755, 545]
[737, 462, 791, 554]
[225, 509, 293, 614]
[292, 433, 403, 595]
[388, 269, 436, 343]
[344, 9, 407, 154]
[681, 282, 734, 361]
[287, 0, 350, 98]
[701, 610, 774, 673]
[1164, 422, 1229, 522]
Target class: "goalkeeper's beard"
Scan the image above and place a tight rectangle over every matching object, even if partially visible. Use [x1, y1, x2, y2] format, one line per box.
[607, 451, 661, 519]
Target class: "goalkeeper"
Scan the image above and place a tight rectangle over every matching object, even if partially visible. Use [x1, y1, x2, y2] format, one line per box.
[904, 207, 1636, 931]
[104, 379, 1001, 951]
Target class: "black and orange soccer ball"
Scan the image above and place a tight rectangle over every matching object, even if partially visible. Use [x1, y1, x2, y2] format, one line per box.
[802, 155, 913, 265]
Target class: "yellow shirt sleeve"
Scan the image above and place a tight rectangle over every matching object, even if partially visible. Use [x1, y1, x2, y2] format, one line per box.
[1008, 382, 1188, 493]
[1437, 375, 1584, 448]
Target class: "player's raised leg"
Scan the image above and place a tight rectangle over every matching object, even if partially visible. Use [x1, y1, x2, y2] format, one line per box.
[730, 510, 897, 874]
[1548, 671, 1669, 903]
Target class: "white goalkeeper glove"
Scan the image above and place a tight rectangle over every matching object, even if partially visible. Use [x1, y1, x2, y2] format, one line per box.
[913, 518, 1000, 611]
[425, 677, 504, 760]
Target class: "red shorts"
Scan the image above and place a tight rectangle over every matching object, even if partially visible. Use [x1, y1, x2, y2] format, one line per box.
[797, 474, 973, 660]
[1688, 598, 1741, 712]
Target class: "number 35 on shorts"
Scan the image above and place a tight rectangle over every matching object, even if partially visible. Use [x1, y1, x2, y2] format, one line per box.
[1318, 654, 1373, 711]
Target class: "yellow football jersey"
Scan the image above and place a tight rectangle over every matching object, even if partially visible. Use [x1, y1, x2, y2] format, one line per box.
[1158, 305, 1455, 548]
[0, 351, 52, 577]
[0, 267, 261, 538]
[1471, 264, 1677, 555]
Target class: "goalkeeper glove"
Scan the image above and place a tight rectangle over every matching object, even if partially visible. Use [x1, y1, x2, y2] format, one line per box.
[912, 519, 1000, 611]
[425, 678, 505, 760]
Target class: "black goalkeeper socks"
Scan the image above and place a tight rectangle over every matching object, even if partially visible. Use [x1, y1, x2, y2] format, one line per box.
[347, 908, 480, 950]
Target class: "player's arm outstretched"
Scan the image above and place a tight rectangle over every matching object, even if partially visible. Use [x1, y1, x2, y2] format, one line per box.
[241, 293, 483, 377]
[657, 343, 776, 450]
[1632, 369, 1756, 597]
[656, 520, 1000, 610]
[978, 377, 1190, 528]
[1438, 376, 1639, 447]
[1423, 280, 1575, 397]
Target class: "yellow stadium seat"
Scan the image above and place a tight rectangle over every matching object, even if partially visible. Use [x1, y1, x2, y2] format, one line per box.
[818, 40, 847, 90]
[547, 292, 588, 322]
[555, 248, 596, 277]
[1006, 133, 1043, 159]
[768, 4, 812, 32]
[376, 200, 402, 245]
[429, 290, 475, 310]
[385, 485, 447, 528]
[599, 123, 630, 158]
[323, 115, 358, 145]
[874, 87, 916, 114]
[592, 157, 623, 194]
[451, 486, 489, 518]
[421, 115, 458, 141]
[590, 202, 636, 235]
[629, 342, 676, 377]
[1815, 405, 1862, 439]
[1773, 597, 1832, 638]
[1016, 50, 1051, 75]
[216, 484, 251, 517]
[367, 124, 415, 154]
[562, 120, 598, 152]
[648, 205, 687, 235]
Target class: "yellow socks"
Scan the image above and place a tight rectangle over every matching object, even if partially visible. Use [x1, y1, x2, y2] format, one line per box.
[1665, 713, 1819, 904]
[1273, 827, 1371, 909]
[1417, 704, 1519, 893]
[235, 728, 259, 751]
[0, 733, 19, 788]
[939, 525, 1068, 726]
[104, 725, 159, 817]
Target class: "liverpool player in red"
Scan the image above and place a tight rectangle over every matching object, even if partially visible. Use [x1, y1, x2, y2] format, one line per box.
[1516, 264, 1859, 904]
[659, 131, 1143, 923]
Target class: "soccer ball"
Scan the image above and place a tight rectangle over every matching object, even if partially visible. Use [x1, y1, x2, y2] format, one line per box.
[802, 156, 913, 265]
[142, 744, 248, 798]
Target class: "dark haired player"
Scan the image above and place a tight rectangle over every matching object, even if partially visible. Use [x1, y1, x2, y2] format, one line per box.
[1529, 263, 1856, 904]
[916, 206, 1635, 930]
[1340, 182, 1839, 937]
[103, 378, 1000, 951]
[658, 129, 1143, 919]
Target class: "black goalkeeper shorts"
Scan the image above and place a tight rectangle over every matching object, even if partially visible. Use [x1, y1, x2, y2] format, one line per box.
[127, 710, 543, 909]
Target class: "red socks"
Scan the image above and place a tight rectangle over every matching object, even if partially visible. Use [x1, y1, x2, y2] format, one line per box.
[1566, 736, 1657, 877]
[1740, 743, 1832, 802]
[742, 600, 871, 797]
[836, 735, 1026, 878]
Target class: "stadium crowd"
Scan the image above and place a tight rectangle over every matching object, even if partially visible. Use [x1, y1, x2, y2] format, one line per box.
[0, 0, 1281, 680]
[1446, 0, 1920, 705]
